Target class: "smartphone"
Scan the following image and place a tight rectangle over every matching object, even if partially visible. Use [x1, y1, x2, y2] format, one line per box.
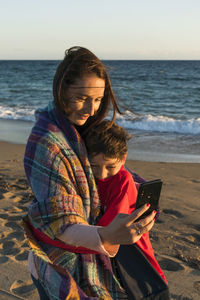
[135, 179, 163, 219]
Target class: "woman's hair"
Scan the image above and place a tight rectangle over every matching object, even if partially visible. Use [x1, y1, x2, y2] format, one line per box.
[84, 120, 131, 160]
[53, 46, 121, 130]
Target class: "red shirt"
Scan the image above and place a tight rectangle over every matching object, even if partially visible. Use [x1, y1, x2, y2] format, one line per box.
[97, 165, 167, 283]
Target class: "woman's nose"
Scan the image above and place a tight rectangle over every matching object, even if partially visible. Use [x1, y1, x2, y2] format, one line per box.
[85, 100, 95, 116]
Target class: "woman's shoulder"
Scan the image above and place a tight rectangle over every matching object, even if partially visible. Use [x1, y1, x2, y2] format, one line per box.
[26, 118, 69, 160]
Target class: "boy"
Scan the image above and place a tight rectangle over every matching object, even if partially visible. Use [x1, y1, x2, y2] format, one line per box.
[84, 120, 167, 283]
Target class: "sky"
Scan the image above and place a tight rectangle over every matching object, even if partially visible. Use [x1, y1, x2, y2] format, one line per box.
[1, 0, 200, 60]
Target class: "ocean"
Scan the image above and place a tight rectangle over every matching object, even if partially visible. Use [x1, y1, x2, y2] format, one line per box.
[0, 60, 200, 162]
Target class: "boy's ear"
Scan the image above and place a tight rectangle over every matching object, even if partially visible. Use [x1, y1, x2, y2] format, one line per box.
[122, 152, 128, 163]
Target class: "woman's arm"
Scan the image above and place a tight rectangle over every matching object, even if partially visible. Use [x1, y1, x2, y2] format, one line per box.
[57, 224, 119, 256]
[24, 138, 89, 239]
[58, 204, 156, 255]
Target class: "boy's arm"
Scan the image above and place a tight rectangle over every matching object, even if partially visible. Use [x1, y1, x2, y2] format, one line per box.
[97, 172, 137, 226]
[97, 190, 130, 226]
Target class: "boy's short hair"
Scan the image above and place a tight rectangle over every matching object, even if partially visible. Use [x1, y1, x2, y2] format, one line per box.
[84, 120, 131, 160]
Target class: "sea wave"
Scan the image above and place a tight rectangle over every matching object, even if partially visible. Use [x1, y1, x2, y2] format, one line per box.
[1, 105, 200, 135]
[0, 106, 35, 122]
[116, 111, 200, 135]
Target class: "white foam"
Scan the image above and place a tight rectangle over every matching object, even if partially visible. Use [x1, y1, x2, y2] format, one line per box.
[116, 112, 200, 135]
[1, 105, 200, 135]
[0, 106, 35, 122]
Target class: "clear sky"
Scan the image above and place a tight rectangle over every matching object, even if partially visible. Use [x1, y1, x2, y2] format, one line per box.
[1, 0, 200, 60]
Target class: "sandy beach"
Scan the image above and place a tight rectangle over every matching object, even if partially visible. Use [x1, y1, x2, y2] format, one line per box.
[0, 141, 199, 299]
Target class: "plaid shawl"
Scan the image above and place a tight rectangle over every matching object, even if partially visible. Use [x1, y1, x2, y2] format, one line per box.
[23, 102, 127, 299]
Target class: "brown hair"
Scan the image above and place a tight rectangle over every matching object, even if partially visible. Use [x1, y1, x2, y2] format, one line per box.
[53, 46, 121, 130]
[84, 120, 131, 160]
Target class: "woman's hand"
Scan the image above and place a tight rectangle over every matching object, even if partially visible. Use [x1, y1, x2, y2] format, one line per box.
[98, 204, 156, 246]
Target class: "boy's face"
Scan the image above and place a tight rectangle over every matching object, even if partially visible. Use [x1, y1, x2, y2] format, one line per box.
[89, 153, 126, 180]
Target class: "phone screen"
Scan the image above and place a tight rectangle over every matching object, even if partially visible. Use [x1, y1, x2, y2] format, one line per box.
[135, 179, 162, 219]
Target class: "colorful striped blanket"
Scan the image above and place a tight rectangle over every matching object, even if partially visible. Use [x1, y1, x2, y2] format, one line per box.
[23, 102, 128, 299]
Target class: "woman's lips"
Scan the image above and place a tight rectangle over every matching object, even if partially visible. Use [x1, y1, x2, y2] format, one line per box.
[79, 114, 89, 120]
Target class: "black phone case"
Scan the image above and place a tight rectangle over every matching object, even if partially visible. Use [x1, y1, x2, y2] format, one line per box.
[135, 179, 162, 219]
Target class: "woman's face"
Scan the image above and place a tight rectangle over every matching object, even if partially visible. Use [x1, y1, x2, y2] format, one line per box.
[64, 75, 105, 126]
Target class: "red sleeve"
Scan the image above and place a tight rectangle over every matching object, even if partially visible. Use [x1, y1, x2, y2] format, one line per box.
[97, 182, 129, 226]
[97, 171, 137, 227]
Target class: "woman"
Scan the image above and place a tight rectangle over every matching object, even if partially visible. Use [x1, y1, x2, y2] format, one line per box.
[23, 46, 156, 299]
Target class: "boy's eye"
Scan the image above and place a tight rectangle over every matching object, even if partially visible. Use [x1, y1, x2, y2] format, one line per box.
[91, 165, 98, 168]
[107, 166, 116, 169]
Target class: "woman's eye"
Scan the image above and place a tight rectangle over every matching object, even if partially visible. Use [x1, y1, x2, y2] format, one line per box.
[96, 98, 102, 103]
[75, 97, 86, 102]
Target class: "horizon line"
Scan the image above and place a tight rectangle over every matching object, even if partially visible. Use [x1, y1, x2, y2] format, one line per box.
[1, 58, 200, 61]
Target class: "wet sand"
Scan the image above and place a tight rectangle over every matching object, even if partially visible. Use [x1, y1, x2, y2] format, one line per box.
[0, 141, 199, 299]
